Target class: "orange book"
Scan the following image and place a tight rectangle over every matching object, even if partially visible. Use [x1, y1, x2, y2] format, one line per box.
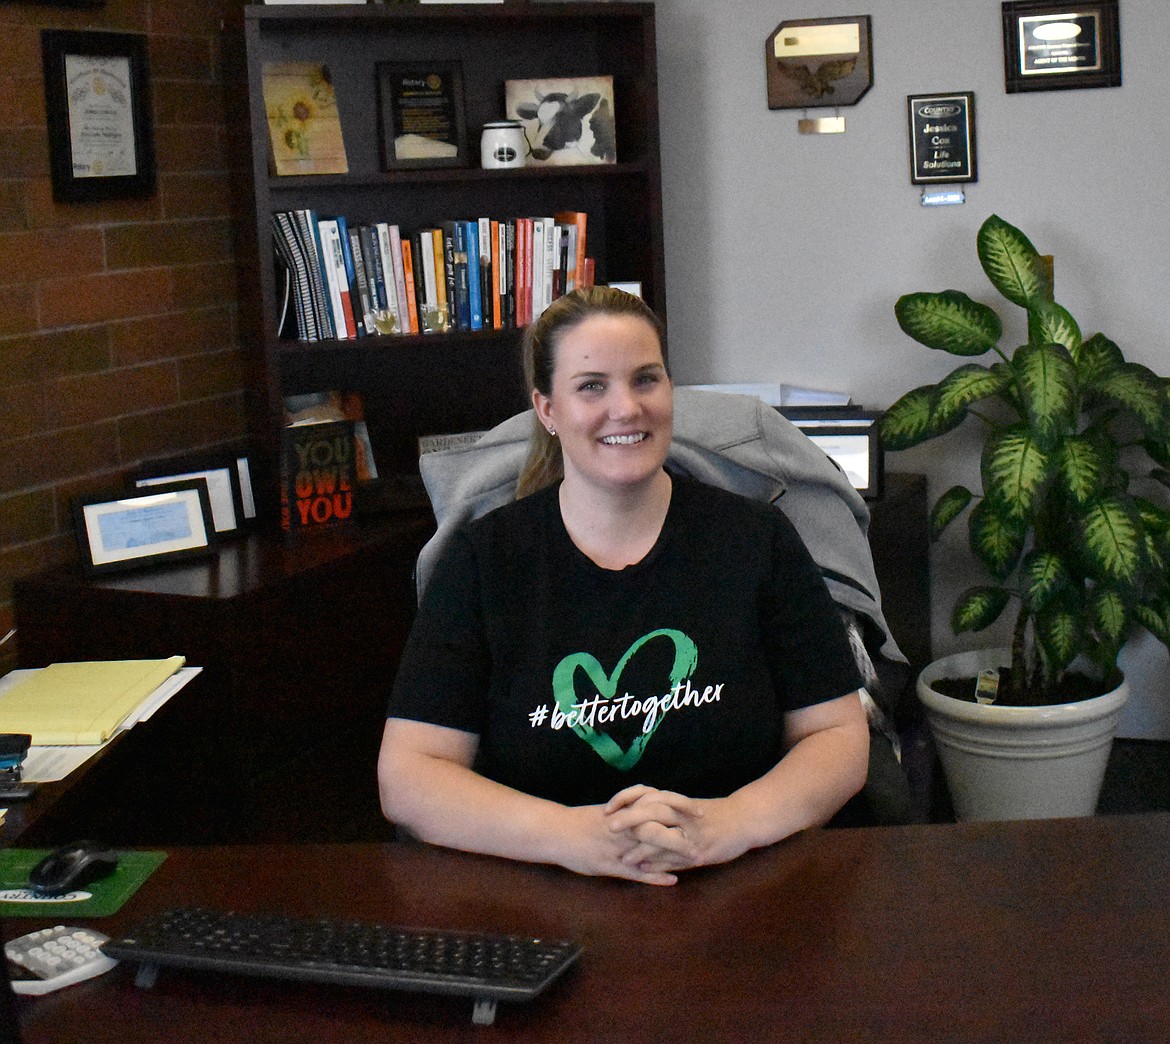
[554, 210, 587, 293]
[490, 219, 502, 330]
[431, 228, 448, 329]
[401, 238, 419, 334]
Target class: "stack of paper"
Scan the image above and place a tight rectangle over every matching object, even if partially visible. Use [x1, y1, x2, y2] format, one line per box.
[0, 657, 186, 746]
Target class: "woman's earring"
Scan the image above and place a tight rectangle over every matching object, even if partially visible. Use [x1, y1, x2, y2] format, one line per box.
[549, 428, 557, 437]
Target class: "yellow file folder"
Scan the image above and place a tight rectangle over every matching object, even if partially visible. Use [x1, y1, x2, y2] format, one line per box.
[0, 657, 186, 745]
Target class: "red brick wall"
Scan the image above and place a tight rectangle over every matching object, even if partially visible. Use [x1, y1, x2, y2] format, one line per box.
[0, 0, 248, 675]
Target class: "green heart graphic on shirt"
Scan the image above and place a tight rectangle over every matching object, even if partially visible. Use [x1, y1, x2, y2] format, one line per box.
[551, 628, 698, 770]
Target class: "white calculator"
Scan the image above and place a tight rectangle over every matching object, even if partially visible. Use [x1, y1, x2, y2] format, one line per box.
[5, 925, 118, 995]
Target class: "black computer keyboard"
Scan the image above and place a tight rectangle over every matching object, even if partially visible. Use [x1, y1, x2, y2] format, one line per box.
[103, 907, 581, 1024]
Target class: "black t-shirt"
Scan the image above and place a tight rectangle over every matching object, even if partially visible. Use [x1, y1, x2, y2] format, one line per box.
[387, 477, 862, 806]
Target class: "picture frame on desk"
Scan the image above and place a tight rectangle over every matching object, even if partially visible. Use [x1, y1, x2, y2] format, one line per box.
[71, 484, 218, 576]
[376, 60, 468, 170]
[780, 408, 884, 499]
[133, 451, 251, 535]
[41, 29, 156, 203]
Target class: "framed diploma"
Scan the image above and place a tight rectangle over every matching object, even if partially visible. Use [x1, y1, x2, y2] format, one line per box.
[907, 92, 977, 185]
[1002, 1, 1121, 93]
[41, 29, 156, 203]
[376, 61, 468, 169]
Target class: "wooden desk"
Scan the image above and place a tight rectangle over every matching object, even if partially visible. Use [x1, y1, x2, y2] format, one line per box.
[13, 515, 430, 845]
[14, 512, 432, 716]
[13, 814, 1170, 1041]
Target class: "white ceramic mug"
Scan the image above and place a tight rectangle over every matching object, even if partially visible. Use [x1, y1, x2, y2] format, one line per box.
[480, 121, 526, 169]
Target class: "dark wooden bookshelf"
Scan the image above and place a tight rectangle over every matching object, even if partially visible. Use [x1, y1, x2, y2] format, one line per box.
[242, 2, 665, 503]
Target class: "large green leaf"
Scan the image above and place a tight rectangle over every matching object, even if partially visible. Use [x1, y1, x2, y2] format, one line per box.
[1137, 502, 1170, 580]
[932, 364, 1011, 427]
[1053, 435, 1110, 505]
[1021, 550, 1071, 612]
[895, 291, 1001, 356]
[1095, 363, 1169, 432]
[982, 426, 1050, 520]
[1080, 496, 1144, 585]
[1090, 587, 1129, 646]
[878, 385, 937, 450]
[1027, 300, 1082, 355]
[1075, 332, 1125, 387]
[952, 585, 1011, 633]
[1012, 342, 1077, 450]
[1136, 496, 1170, 534]
[1134, 601, 1170, 646]
[969, 497, 1027, 577]
[977, 215, 1051, 308]
[929, 485, 974, 538]
[1033, 602, 1080, 674]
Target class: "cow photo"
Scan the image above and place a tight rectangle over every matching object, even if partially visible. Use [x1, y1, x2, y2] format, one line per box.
[504, 75, 616, 166]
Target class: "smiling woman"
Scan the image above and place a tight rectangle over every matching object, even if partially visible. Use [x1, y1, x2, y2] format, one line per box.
[377, 287, 871, 886]
[532, 316, 672, 561]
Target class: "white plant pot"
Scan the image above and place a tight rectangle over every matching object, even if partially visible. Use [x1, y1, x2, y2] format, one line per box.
[918, 648, 1130, 822]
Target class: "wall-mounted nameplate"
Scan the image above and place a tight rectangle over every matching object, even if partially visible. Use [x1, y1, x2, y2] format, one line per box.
[921, 189, 966, 206]
[798, 116, 846, 135]
[907, 91, 977, 184]
[766, 16, 873, 110]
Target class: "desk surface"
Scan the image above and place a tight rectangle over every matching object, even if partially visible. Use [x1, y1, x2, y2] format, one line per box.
[14, 813, 1170, 1041]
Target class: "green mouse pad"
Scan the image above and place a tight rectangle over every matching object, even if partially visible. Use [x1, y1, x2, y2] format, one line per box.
[0, 849, 166, 918]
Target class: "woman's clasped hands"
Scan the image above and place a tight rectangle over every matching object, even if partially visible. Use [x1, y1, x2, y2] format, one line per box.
[566, 783, 753, 886]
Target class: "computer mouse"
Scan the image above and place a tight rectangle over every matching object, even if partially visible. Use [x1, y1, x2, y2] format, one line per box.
[28, 841, 120, 896]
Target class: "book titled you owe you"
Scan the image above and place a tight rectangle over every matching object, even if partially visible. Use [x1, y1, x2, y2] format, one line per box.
[281, 419, 356, 531]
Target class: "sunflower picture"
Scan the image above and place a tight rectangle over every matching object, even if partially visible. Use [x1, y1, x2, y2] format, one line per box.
[262, 62, 349, 176]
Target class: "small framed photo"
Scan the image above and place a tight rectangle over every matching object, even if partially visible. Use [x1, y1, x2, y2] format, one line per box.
[41, 29, 156, 203]
[133, 452, 248, 535]
[780, 409, 884, 499]
[505, 75, 617, 166]
[1002, 1, 1121, 93]
[72, 485, 217, 576]
[235, 454, 258, 522]
[907, 92, 977, 185]
[376, 61, 468, 169]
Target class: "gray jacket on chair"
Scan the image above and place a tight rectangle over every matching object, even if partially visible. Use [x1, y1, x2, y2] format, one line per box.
[417, 387, 903, 670]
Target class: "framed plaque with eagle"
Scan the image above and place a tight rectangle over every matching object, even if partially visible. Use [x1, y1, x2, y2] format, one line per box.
[766, 16, 874, 113]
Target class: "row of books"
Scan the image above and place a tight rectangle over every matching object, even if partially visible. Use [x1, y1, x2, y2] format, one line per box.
[272, 209, 593, 343]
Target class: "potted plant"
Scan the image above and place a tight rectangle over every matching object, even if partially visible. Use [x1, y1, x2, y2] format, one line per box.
[880, 214, 1170, 820]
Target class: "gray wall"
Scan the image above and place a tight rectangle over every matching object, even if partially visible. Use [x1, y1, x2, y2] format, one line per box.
[656, 0, 1170, 736]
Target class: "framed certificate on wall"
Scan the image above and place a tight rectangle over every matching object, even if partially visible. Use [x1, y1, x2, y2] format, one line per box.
[1002, 1, 1121, 92]
[41, 29, 156, 202]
